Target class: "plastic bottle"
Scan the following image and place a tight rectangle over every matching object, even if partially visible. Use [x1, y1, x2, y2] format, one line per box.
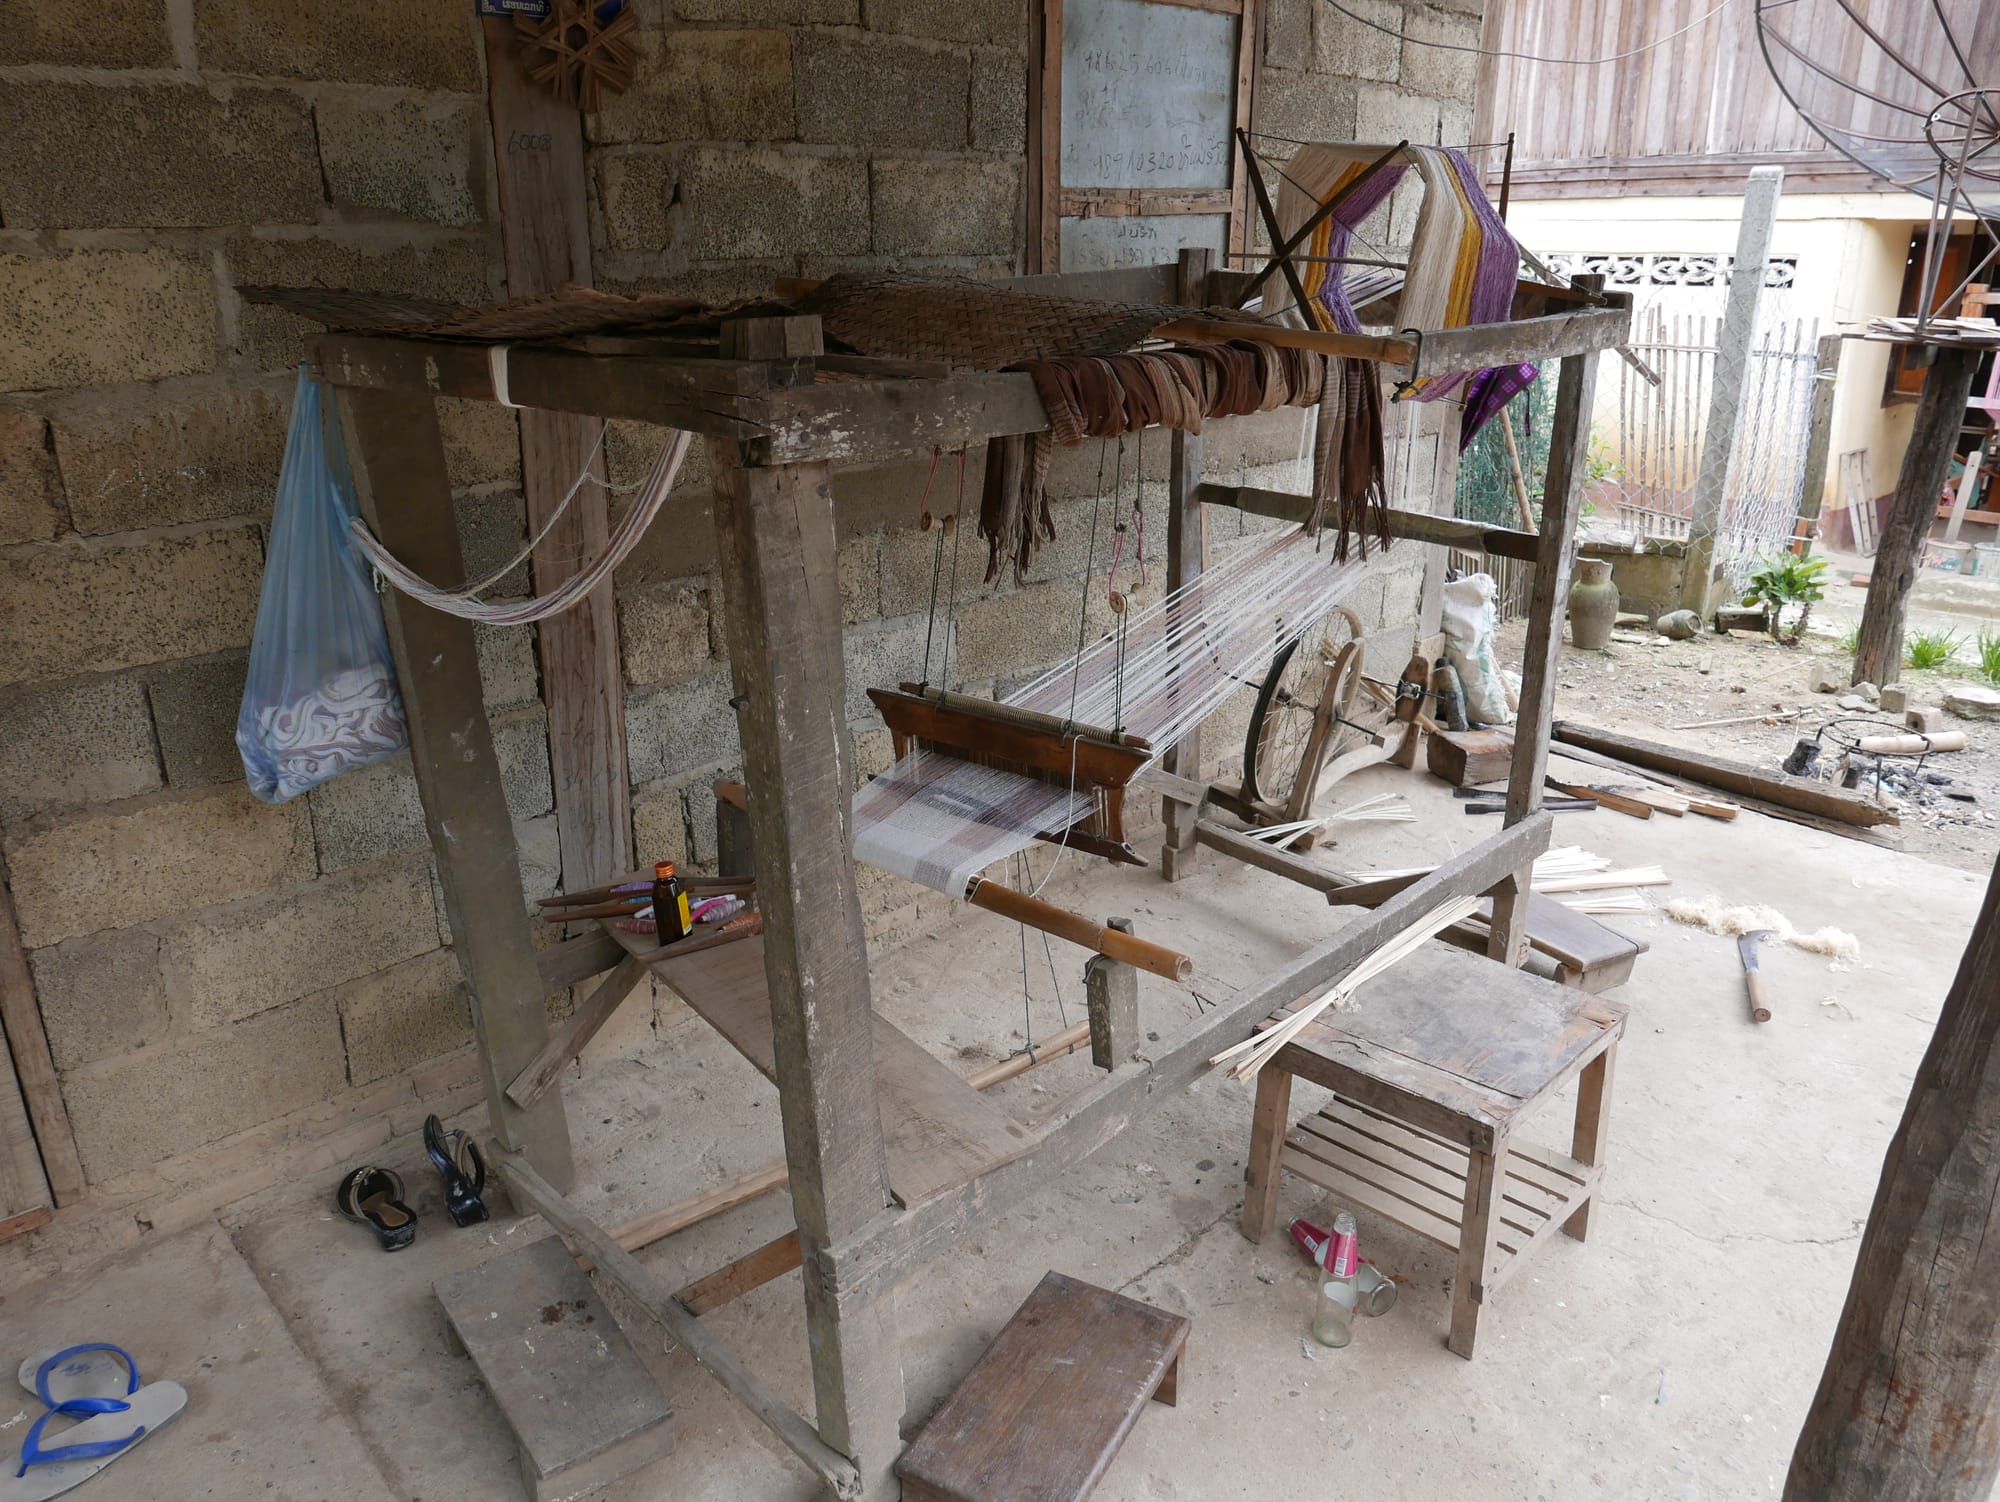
[1311, 1212, 1360, 1348]
[653, 860, 693, 944]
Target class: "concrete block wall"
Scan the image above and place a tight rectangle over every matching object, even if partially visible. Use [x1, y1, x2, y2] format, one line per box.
[0, 0, 1484, 1218]
[0, 2, 518, 1205]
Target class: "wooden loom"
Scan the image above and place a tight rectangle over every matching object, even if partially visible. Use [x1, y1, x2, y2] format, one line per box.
[305, 251, 1631, 1499]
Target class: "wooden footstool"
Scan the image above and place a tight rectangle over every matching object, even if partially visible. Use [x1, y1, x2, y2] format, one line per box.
[1240, 942, 1626, 1358]
[896, 1271, 1187, 1501]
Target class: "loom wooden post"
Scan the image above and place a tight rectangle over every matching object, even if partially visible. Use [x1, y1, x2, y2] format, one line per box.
[1490, 279, 1605, 969]
[714, 777, 755, 880]
[1162, 246, 1213, 882]
[334, 385, 576, 1189]
[708, 312, 906, 1499]
[1085, 917, 1140, 1071]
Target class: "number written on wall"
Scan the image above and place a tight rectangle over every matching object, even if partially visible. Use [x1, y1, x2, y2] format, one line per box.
[1061, 0, 1236, 192]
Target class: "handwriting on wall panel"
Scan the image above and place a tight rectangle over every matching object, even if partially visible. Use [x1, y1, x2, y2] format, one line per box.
[1061, 0, 1238, 193]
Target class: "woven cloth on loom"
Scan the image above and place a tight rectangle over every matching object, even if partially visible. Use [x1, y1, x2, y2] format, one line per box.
[1269, 143, 1529, 443]
[854, 529, 1371, 896]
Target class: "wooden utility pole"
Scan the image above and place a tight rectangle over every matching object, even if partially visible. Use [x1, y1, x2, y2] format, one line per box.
[1680, 166, 1782, 616]
[1787, 852, 2000, 1499]
[1850, 346, 1980, 687]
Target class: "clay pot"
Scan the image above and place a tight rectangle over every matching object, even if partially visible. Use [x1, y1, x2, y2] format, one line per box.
[1567, 557, 1619, 650]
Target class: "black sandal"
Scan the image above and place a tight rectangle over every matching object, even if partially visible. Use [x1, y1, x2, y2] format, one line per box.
[336, 1166, 417, 1251]
[423, 1114, 489, 1228]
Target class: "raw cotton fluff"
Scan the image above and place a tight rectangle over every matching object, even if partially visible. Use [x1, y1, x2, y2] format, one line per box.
[1664, 895, 1861, 961]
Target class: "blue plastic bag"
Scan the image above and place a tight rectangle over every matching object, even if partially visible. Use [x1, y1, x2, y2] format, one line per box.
[237, 371, 408, 803]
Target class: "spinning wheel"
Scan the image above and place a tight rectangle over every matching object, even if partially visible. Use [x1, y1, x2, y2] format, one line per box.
[1241, 606, 1370, 819]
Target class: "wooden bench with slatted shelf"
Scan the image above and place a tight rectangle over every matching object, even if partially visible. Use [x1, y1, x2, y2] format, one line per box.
[1240, 940, 1625, 1358]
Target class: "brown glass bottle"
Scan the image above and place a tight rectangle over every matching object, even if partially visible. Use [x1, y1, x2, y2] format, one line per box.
[653, 860, 693, 943]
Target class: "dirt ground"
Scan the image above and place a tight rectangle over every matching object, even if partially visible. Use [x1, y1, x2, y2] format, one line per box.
[1498, 556, 2000, 877]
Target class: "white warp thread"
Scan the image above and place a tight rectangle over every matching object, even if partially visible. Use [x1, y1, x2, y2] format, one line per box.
[350, 428, 693, 626]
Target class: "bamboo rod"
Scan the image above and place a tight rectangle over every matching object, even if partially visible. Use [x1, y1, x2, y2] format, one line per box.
[965, 879, 1193, 982]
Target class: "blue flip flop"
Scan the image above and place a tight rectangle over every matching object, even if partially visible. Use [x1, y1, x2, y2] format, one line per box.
[1, 1345, 186, 1500]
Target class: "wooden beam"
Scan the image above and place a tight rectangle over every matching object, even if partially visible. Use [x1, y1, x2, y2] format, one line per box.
[1552, 722, 1899, 828]
[336, 386, 574, 1188]
[822, 811, 1554, 1297]
[505, 953, 649, 1109]
[1199, 483, 1545, 559]
[535, 930, 626, 993]
[483, 17, 629, 895]
[311, 334, 766, 436]
[1193, 819, 1348, 894]
[1792, 335, 1842, 550]
[0, 854, 83, 1205]
[498, 1155, 864, 1499]
[1853, 346, 1983, 687]
[677, 1231, 805, 1316]
[1786, 856, 2000, 1499]
[1085, 919, 1141, 1071]
[707, 390, 904, 1494]
[1162, 247, 1212, 882]
[965, 882, 1191, 982]
[1493, 315, 1603, 966]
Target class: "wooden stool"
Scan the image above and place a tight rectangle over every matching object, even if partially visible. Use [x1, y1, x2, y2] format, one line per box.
[1240, 943, 1627, 1359]
[896, 1271, 1187, 1501]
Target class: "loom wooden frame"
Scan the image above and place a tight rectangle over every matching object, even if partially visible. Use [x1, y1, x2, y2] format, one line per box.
[310, 261, 1626, 1499]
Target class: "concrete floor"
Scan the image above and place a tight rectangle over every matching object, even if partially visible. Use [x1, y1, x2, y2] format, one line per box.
[1, 763, 1986, 1500]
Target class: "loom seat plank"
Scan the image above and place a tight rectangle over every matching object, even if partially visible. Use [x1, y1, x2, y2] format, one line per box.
[603, 923, 1028, 1206]
[1241, 942, 1626, 1357]
[895, 1271, 1187, 1502]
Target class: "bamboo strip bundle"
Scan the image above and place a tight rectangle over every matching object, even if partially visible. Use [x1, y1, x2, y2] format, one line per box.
[1532, 865, 1668, 893]
[1247, 818, 1325, 847]
[1559, 893, 1649, 915]
[1208, 895, 1482, 1084]
[1326, 794, 1415, 824]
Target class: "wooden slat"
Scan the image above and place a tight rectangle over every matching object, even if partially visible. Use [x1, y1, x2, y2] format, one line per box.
[1161, 247, 1211, 883]
[0, 1007, 50, 1226]
[505, 953, 649, 1109]
[536, 930, 627, 993]
[1192, 819, 1347, 893]
[498, 1155, 862, 1499]
[337, 386, 574, 1188]
[0, 854, 81, 1205]
[677, 1231, 805, 1316]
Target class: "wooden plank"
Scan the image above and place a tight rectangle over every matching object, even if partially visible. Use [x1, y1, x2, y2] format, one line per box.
[0, 853, 82, 1205]
[1192, 819, 1347, 893]
[1551, 722, 1900, 828]
[1030, 0, 1061, 273]
[1449, 1141, 1502, 1357]
[536, 930, 627, 993]
[1085, 919, 1141, 1070]
[896, 1271, 1188, 1502]
[1853, 347, 1984, 688]
[0, 1006, 50, 1227]
[1785, 856, 2000, 1497]
[483, 16, 629, 895]
[505, 953, 649, 1109]
[1162, 248, 1212, 883]
[1493, 313, 1604, 967]
[434, 1233, 673, 1501]
[677, 1231, 804, 1316]
[1564, 1045, 1615, 1241]
[1792, 335, 1842, 546]
[709, 417, 905, 1491]
[498, 1156, 864, 1499]
[823, 811, 1555, 1296]
[1401, 299, 1632, 379]
[336, 386, 573, 1188]
[1058, 187, 1235, 216]
[311, 334, 765, 436]
[1198, 483, 1544, 560]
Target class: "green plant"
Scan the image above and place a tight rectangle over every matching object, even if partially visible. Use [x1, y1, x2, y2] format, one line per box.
[1585, 429, 1621, 487]
[1906, 628, 1963, 671]
[1741, 554, 1829, 645]
[1838, 621, 1862, 656]
[1979, 629, 2000, 686]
